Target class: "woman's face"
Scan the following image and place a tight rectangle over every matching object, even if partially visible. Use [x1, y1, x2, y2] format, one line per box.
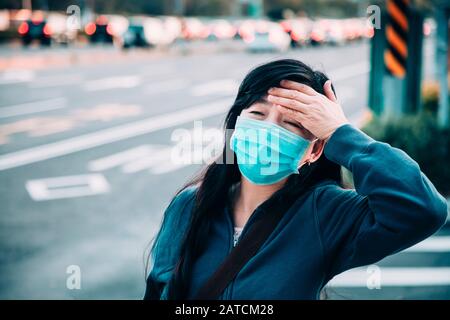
[239, 94, 325, 167]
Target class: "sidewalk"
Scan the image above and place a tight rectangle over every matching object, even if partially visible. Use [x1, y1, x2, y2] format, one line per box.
[0, 39, 246, 71]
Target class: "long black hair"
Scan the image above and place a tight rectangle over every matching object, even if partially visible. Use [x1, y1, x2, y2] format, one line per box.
[147, 59, 343, 299]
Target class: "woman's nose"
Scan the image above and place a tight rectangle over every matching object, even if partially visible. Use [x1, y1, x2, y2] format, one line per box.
[265, 105, 284, 126]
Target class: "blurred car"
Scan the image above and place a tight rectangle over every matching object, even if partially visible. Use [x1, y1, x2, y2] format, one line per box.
[280, 18, 313, 48]
[46, 12, 78, 45]
[122, 24, 150, 48]
[246, 22, 290, 53]
[324, 19, 346, 46]
[85, 16, 113, 44]
[208, 19, 237, 40]
[181, 17, 210, 40]
[309, 20, 326, 46]
[18, 18, 51, 46]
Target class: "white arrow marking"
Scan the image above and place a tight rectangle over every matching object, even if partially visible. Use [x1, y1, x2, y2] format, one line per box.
[26, 174, 110, 201]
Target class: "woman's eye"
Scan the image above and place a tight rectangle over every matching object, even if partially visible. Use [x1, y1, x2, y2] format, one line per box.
[250, 111, 264, 116]
[285, 121, 301, 129]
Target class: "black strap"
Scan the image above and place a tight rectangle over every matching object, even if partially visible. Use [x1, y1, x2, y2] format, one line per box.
[194, 191, 301, 300]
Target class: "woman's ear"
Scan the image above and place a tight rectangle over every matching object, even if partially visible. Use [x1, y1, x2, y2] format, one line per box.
[298, 140, 325, 168]
[309, 139, 325, 163]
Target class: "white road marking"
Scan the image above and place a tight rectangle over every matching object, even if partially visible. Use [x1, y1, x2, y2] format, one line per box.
[335, 86, 356, 103]
[190, 79, 239, 97]
[0, 70, 35, 85]
[329, 267, 450, 287]
[84, 76, 141, 91]
[140, 64, 176, 76]
[150, 162, 188, 175]
[0, 98, 67, 119]
[143, 79, 188, 95]
[122, 148, 172, 173]
[89, 145, 156, 171]
[29, 74, 83, 88]
[25, 174, 110, 201]
[328, 61, 370, 82]
[404, 236, 450, 253]
[88, 125, 222, 175]
[149, 150, 211, 175]
[0, 98, 231, 171]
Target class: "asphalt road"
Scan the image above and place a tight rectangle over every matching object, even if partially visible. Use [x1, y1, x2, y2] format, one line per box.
[0, 41, 448, 299]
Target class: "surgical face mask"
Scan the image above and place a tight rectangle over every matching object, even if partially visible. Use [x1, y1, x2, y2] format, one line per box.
[230, 115, 315, 185]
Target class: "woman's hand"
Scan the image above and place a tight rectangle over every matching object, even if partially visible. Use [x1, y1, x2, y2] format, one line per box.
[267, 80, 349, 142]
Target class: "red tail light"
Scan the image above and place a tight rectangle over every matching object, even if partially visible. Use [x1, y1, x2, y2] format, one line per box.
[18, 21, 29, 35]
[280, 21, 291, 33]
[106, 24, 114, 36]
[43, 24, 52, 36]
[85, 22, 96, 36]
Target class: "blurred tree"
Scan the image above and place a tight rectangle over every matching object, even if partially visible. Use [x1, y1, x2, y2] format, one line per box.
[4, 0, 438, 18]
[184, 0, 231, 16]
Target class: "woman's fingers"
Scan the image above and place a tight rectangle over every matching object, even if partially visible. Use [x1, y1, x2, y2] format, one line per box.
[268, 87, 313, 104]
[279, 80, 317, 96]
[267, 94, 308, 113]
[323, 80, 338, 102]
[276, 105, 305, 120]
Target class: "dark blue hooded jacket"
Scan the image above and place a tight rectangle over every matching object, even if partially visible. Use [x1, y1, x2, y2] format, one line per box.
[146, 124, 448, 300]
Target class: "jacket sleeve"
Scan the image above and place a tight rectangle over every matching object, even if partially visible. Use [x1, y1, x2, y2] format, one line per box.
[315, 124, 448, 282]
[143, 186, 197, 300]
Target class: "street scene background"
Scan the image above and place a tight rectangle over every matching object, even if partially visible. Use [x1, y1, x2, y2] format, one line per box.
[0, 0, 449, 299]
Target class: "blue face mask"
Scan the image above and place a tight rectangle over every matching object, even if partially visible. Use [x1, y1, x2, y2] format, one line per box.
[230, 115, 314, 185]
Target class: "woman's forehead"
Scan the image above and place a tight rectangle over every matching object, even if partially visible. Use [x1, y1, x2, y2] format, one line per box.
[250, 95, 271, 107]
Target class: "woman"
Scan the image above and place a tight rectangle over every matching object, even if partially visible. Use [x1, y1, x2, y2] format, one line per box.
[144, 59, 447, 300]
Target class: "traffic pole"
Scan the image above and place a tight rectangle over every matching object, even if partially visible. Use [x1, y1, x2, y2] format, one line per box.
[368, 10, 387, 116]
[435, 7, 449, 128]
[382, 0, 410, 119]
[405, 6, 424, 114]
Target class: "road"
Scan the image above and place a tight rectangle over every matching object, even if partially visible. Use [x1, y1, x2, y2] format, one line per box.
[0, 41, 448, 299]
